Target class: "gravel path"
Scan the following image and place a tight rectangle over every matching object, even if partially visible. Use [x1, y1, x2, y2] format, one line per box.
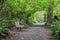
[5, 27, 57, 40]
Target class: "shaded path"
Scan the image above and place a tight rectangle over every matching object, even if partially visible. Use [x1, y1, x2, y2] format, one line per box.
[6, 26, 56, 40]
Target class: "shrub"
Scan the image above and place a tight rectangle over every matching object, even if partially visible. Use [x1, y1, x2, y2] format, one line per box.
[46, 21, 60, 38]
[0, 26, 10, 37]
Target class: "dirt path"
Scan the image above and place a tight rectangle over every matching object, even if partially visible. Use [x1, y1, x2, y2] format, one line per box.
[5, 27, 56, 40]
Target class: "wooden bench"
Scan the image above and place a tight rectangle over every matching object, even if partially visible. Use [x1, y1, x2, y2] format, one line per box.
[15, 21, 24, 31]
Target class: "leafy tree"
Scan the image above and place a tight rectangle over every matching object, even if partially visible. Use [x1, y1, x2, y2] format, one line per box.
[47, 0, 54, 24]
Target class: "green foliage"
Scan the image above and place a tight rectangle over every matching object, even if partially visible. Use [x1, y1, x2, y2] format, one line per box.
[0, 26, 9, 37]
[0, 0, 51, 24]
[0, 17, 14, 37]
[28, 11, 44, 24]
[51, 21, 60, 38]
[46, 21, 60, 38]
[0, 0, 60, 24]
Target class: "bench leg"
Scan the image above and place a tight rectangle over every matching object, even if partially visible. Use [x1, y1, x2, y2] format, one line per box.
[17, 27, 19, 31]
[16, 27, 22, 31]
[20, 27, 22, 31]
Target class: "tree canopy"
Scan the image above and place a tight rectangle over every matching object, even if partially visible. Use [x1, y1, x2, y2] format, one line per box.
[0, 0, 60, 24]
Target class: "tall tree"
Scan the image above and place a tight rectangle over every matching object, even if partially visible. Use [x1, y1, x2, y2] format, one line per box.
[47, 0, 54, 24]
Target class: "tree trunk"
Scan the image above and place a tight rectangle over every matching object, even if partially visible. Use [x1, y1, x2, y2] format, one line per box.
[47, 0, 54, 24]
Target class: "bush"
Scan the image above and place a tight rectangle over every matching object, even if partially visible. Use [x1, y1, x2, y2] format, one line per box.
[46, 21, 60, 38]
[0, 18, 13, 37]
[51, 21, 60, 38]
[0, 26, 10, 37]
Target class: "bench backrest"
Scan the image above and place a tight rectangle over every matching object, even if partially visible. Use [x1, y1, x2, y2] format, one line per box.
[15, 21, 20, 27]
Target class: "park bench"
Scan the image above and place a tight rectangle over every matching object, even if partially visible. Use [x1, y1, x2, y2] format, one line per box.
[15, 21, 24, 31]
